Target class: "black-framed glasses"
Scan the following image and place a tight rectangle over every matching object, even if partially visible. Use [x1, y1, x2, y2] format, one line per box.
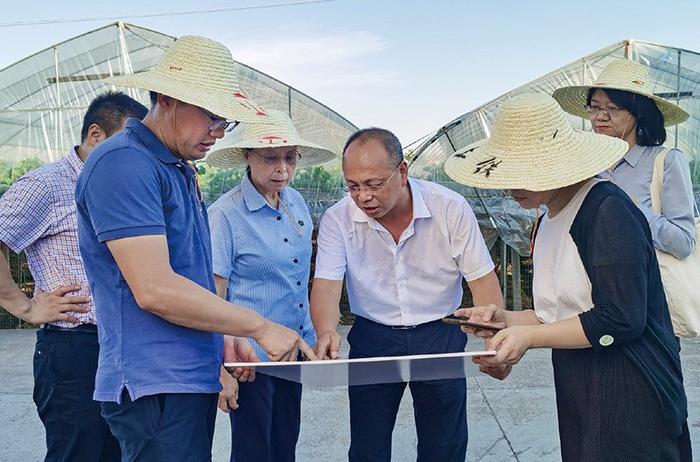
[251, 150, 302, 166]
[197, 106, 238, 132]
[342, 163, 401, 196]
[584, 104, 626, 117]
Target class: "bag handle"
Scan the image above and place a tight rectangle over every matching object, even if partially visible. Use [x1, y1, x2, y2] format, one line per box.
[650, 147, 699, 218]
[650, 147, 673, 215]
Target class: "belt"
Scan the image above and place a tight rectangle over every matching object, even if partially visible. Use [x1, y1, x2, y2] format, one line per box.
[42, 323, 97, 334]
[357, 316, 442, 330]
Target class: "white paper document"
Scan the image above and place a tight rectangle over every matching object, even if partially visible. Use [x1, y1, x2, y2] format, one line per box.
[224, 351, 496, 387]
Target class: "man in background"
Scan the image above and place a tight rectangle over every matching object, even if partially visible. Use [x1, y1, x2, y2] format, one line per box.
[0, 91, 148, 461]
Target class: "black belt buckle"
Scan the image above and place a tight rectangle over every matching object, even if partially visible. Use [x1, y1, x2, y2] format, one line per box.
[42, 323, 97, 334]
[391, 324, 418, 330]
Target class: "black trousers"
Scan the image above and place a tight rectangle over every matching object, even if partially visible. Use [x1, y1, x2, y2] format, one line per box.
[347, 316, 468, 462]
[33, 328, 120, 462]
[230, 373, 302, 462]
[101, 391, 218, 462]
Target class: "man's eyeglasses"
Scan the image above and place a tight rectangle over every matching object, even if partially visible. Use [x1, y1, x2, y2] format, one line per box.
[197, 106, 238, 132]
[343, 163, 401, 196]
[584, 104, 627, 117]
[252, 150, 302, 166]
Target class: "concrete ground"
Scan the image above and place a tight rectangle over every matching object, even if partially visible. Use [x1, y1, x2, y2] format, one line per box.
[0, 327, 698, 461]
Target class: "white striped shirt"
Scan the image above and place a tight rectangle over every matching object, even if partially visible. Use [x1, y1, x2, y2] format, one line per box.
[208, 174, 316, 361]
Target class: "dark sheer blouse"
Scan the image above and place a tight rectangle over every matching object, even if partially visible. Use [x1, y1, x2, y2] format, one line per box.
[569, 181, 687, 437]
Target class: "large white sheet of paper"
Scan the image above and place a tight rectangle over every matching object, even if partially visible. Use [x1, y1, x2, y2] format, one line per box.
[224, 351, 496, 387]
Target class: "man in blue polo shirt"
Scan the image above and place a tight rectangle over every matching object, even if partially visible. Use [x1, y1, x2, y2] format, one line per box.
[76, 36, 316, 462]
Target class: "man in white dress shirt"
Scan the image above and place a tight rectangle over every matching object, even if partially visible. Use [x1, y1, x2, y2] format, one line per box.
[310, 127, 504, 462]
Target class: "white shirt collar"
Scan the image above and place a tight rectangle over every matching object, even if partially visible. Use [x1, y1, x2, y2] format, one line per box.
[350, 177, 432, 225]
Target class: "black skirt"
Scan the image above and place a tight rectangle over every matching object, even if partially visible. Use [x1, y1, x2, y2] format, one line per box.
[552, 347, 692, 462]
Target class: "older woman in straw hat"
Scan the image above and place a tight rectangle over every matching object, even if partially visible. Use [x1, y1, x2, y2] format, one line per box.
[444, 93, 691, 461]
[206, 110, 336, 462]
[553, 59, 696, 261]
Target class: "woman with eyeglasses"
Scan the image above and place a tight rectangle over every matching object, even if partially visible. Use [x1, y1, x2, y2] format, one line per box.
[445, 93, 692, 461]
[553, 59, 696, 262]
[205, 110, 336, 462]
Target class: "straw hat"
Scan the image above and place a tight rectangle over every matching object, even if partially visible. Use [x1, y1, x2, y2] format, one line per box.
[104, 35, 270, 124]
[444, 93, 628, 192]
[205, 110, 337, 169]
[552, 59, 689, 126]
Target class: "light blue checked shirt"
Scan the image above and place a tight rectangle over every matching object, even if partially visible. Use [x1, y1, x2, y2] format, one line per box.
[0, 147, 95, 326]
[598, 144, 696, 259]
[208, 174, 316, 361]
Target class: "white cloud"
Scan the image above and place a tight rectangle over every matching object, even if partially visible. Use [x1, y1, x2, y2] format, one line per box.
[228, 30, 402, 89]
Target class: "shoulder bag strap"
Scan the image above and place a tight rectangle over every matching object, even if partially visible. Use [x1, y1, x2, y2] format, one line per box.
[650, 147, 673, 215]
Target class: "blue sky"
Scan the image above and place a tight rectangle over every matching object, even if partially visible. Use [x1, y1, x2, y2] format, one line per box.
[1, 0, 699, 144]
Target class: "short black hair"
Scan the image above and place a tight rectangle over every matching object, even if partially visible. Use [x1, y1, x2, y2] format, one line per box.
[587, 88, 666, 146]
[342, 127, 403, 166]
[80, 91, 148, 142]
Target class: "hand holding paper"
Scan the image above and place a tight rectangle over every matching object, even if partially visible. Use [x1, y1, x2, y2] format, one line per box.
[223, 335, 259, 382]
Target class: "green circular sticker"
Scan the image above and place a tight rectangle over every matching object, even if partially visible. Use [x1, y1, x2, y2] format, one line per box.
[599, 335, 614, 347]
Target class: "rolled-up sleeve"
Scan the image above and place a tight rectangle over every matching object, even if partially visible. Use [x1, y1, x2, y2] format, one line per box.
[313, 210, 346, 281]
[578, 194, 650, 350]
[639, 148, 696, 259]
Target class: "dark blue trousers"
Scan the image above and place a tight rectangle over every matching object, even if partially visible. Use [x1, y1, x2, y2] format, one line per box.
[230, 373, 302, 462]
[33, 328, 120, 462]
[100, 391, 217, 462]
[347, 316, 468, 462]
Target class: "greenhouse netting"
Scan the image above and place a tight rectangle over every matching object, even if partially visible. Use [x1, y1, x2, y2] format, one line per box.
[0, 21, 357, 220]
[408, 39, 700, 255]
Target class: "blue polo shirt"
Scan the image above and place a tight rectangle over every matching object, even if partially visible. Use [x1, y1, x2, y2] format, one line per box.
[208, 174, 316, 361]
[76, 118, 223, 403]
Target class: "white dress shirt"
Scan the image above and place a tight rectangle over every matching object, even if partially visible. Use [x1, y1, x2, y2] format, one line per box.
[314, 178, 495, 326]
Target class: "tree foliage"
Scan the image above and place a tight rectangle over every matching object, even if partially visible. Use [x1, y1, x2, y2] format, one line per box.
[0, 158, 44, 197]
[198, 165, 344, 205]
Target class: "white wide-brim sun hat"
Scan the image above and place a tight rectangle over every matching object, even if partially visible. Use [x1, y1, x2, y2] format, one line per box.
[104, 35, 272, 124]
[444, 93, 628, 192]
[552, 58, 689, 127]
[205, 109, 337, 169]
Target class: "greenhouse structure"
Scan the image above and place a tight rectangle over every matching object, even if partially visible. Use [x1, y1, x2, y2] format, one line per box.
[0, 21, 361, 327]
[1, 28, 699, 315]
[0, 21, 358, 217]
[408, 39, 700, 257]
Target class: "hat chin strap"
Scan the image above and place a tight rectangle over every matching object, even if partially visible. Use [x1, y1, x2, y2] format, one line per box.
[619, 93, 636, 149]
[168, 99, 184, 160]
[544, 188, 561, 210]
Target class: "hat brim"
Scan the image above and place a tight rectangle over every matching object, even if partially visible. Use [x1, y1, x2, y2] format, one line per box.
[552, 85, 689, 127]
[104, 71, 271, 124]
[444, 130, 628, 192]
[206, 141, 337, 169]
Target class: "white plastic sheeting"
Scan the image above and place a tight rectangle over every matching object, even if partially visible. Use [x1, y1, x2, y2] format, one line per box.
[0, 22, 357, 219]
[408, 40, 700, 255]
[224, 350, 496, 387]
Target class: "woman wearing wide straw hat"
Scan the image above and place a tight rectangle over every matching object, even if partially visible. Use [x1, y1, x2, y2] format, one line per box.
[553, 59, 696, 261]
[206, 110, 336, 462]
[444, 93, 691, 461]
